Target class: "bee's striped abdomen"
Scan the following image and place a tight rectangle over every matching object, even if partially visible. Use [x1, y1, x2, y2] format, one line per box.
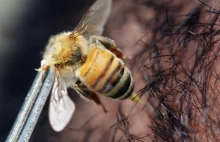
[76, 46, 134, 100]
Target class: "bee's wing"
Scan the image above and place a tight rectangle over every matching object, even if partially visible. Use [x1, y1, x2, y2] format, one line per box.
[72, 0, 112, 38]
[49, 76, 75, 132]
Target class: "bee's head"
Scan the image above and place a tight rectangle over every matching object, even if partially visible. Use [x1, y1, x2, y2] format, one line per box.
[44, 32, 84, 70]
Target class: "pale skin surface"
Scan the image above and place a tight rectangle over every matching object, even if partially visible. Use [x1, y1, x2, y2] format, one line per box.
[2, 0, 220, 142]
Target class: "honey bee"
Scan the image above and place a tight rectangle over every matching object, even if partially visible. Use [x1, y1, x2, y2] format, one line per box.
[37, 0, 140, 132]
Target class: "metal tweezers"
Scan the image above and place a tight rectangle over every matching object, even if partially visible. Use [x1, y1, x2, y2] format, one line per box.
[6, 68, 54, 142]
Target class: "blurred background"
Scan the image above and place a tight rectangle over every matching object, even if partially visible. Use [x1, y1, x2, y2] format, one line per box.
[1, 0, 220, 142]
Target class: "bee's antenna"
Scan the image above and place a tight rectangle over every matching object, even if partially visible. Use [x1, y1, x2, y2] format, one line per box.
[6, 68, 54, 142]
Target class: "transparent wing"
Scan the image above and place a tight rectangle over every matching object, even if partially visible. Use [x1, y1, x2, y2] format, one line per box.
[72, 0, 112, 38]
[49, 76, 75, 132]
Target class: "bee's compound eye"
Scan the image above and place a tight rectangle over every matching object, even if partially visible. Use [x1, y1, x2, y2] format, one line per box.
[71, 47, 82, 62]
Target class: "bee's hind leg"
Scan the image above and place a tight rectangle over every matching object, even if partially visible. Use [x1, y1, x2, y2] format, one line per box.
[89, 92, 108, 113]
[90, 36, 129, 60]
[73, 80, 108, 113]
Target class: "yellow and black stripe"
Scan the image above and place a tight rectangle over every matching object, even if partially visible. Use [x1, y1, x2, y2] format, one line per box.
[76, 46, 134, 100]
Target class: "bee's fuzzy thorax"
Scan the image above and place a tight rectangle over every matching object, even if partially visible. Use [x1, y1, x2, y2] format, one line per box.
[43, 32, 88, 68]
[41, 32, 90, 87]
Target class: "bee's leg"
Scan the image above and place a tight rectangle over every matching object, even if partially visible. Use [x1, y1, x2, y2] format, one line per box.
[73, 80, 91, 102]
[90, 36, 128, 60]
[89, 92, 108, 113]
[73, 80, 108, 113]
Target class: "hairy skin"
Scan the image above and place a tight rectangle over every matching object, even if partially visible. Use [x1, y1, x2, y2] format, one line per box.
[2, 0, 220, 142]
